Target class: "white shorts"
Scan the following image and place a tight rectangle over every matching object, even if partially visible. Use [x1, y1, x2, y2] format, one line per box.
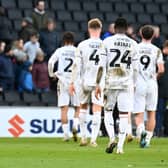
[80, 86, 104, 106]
[104, 87, 134, 112]
[133, 78, 158, 113]
[57, 82, 80, 107]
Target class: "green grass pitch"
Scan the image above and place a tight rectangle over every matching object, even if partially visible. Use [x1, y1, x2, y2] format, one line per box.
[0, 138, 167, 168]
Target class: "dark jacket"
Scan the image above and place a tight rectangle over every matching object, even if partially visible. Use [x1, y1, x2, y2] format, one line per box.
[18, 24, 36, 43]
[0, 54, 14, 90]
[0, 16, 12, 42]
[39, 28, 58, 60]
[32, 61, 49, 89]
[158, 55, 168, 98]
[32, 10, 48, 31]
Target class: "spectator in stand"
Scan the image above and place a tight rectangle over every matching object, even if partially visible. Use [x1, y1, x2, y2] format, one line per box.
[152, 26, 164, 49]
[32, 48, 49, 93]
[156, 40, 168, 136]
[102, 23, 115, 40]
[0, 43, 14, 91]
[32, 0, 48, 31]
[0, 41, 5, 54]
[24, 32, 40, 64]
[39, 18, 58, 62]
[18, 17, 37, 43]
[126, 25, 137, 41]
[0, 7, 13, 43]
[13, 39, 27, 62]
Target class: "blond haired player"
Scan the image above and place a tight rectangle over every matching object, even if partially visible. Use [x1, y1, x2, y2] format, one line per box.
[48, 32, 80, 141]
[101, 18, 138, 154]
[134, 25, 164, 148]
[69, 18, 107, 147]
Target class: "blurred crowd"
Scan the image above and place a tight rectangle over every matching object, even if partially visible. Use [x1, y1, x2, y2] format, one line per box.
[0, 0, 168, 136]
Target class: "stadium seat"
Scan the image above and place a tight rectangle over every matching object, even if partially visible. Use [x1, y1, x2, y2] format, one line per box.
[115, 3, 129, 13]
[3, 91, 23, 106]
[74, 32, 86, 43]
[1, 0, 16, 8]
[79, 21, 88, 32]
[139, 0, 153, 2]
[50, 1, 65, 10]
[13, 19, 22, 31]
[17, 0, 33, 9]
[73, 11, 88, 21]
[41, 92, 57, 106]
[105, 12, 120, 22]
[23, 9, 33, 17]
[130, 3, 144, 13]
[8, 9, 22, 20]
[46, 10, 56, 19]
[153, 14, 167, 24]
[161, 4, 168, 14]
[56, 11, 72, 21]
[146, 4, 160, 14]
[23, 92, 41, 106]
[98, 2, 113, 12]
[55, 21, 63, 31]
[137, 14, 152, 24]
[121, 13, 136, 24]
[161, 24, 168, 35]
[155, 0, 167, 3]
[67, 1, 81, 11]
[64, 22, 79, 32]
[89, 12, 104, 20]
[82, 2, 97, 11]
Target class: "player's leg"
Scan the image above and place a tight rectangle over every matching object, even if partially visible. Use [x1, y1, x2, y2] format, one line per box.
[145, 81, 158, 147]
[79, 103, 88, 146]
[61, 106, 70, 141]
[126, 112, 134, 142]
[104, 90, 117, 153]
[72, 106, 80, 142]
[134, 112, 145, 139]
[57, 82, 70, 141]
[90, 90, 103, 147]
[116, 88, 134, 154]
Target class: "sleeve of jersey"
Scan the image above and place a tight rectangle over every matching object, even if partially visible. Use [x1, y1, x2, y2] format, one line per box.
[48, 50, 58, 77]
[70, 48, 82, 83]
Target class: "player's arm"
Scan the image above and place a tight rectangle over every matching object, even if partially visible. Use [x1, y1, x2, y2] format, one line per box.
[157, 49, 165, 78]
[48, 50, 58, 78]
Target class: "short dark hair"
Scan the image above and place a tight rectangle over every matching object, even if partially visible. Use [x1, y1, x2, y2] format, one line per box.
[4, 43, 12, 53]
[114, 17, 128, 32]
[63, 32, 75, 45]
[141, 25, 154, 40]
[35, 0, 45, 6]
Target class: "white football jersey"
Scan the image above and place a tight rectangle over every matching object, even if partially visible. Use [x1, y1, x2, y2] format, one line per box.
[136, 42, 164, 81]
[48, 45, 79, 86]
[103, 34, 138, 89]
[74, 38, 107, 88]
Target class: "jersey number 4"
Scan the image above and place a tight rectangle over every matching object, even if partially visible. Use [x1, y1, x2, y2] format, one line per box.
[110, 49, 131, 69]
[89, 49, 100, 65]
[64, 58, 73, 72]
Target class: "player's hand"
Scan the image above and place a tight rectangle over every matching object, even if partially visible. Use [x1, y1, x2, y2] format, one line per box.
[69, 83, 75, 96]
[95, 85, 101, 100]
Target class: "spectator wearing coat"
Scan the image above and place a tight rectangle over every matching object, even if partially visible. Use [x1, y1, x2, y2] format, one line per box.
[32, 48, 49, 93]
[39, 18, 58, 61]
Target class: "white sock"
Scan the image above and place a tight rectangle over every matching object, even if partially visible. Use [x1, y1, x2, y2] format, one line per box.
[79, 109, 87, 140]
[73, 117, 79, 130]
[117, 114, 128, 150]
[136, 123, 145, 138]
[127, 123, 132, 135]
[62, 124, 69, 138]
[104, 110, 115, 143]
[91, 112, 101, 143]
[146, 130, 153, 146]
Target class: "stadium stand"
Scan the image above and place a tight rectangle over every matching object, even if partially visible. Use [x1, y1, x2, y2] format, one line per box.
[0, 0, 168, 109]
